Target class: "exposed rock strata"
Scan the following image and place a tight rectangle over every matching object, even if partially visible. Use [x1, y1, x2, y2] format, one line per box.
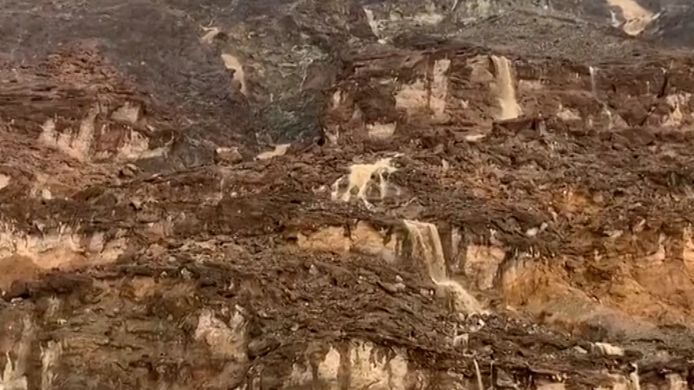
[2, 0, 694, 389]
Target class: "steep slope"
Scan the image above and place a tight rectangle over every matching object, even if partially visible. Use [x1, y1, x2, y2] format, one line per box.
[2, 0, 694, 389]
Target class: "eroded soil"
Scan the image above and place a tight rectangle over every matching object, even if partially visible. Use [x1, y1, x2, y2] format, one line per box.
[2, 0, 694, 389]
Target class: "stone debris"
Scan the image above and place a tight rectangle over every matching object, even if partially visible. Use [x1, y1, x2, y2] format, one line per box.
[0, 0, 694, 387]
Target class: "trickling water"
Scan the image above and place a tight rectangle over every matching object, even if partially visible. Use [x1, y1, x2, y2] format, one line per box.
[402, 220, 483, 314]
[331, 158, 398, 208]
[589, 66, 598, 98]
[592, 66, 623, 128]
[490, 55, 522, 120]
[609, 10, 620, 28]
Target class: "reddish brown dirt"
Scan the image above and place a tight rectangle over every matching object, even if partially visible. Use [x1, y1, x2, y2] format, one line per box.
[3, 1, 694, 389]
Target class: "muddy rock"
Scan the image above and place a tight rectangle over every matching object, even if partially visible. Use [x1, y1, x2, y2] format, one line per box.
[3, 0, 694, 389]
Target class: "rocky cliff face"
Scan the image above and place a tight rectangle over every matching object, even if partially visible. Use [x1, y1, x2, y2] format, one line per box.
[2, 0, 694, 389]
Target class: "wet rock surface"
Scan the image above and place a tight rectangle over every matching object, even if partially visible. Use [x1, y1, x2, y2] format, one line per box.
[3, 0, 694, 389]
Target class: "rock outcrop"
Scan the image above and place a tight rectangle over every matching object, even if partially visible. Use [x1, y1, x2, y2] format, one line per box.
[2, 0, 694, 389]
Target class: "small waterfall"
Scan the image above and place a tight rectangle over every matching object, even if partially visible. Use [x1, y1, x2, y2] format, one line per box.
[402, 220, 483, 314]
[490, 55, 522, 120]
[331, 158, 398, 208]
[363, 8, 382, 41]
[589, 66, 598, 98]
